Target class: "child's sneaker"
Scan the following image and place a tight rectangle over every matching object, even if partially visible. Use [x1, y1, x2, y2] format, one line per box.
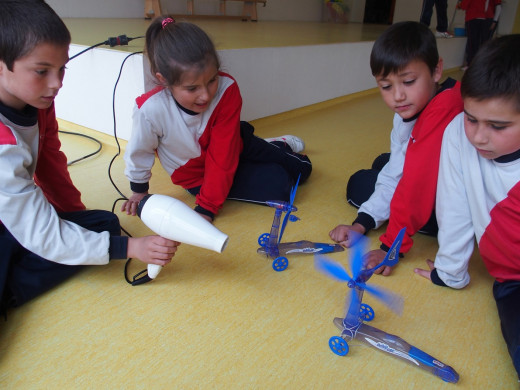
[435, 31, 453, 38]
[265, 135, 305, 153]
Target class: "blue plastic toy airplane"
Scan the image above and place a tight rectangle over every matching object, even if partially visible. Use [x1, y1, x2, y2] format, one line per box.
[257, 176, 344, 271]
[314, 227, 460, 383]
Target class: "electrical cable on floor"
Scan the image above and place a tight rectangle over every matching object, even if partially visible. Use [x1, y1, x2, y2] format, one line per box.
[106, 50, 145, 284]
[59, 130, 103, 166]
[108, 50, 143, 201]
[64, 36, 146, 283]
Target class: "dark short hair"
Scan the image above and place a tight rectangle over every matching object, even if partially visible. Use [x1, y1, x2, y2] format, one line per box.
[461, 34, 520, 113]
[0, 0, 71, 71]
[145, 18, 220, 86]
[370, 21, 439, 77]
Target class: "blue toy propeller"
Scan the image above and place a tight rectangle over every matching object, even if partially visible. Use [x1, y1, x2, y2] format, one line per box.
[257, 174, 344, 272]
[278, 175, 300, 243]
[314, 227, 407, 317]
[371, 227, 406, 272]
[315, 226, 460, 384]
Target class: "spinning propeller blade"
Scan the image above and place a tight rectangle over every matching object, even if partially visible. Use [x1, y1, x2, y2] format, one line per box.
[364, 283, 403, 315]
[315, 230, 404, 318]
[278, 175, 301, 243]
[314, 232, 367, 284]
[289, 174, 299, 205]
[314, 254, 352, 283]
[349, 231, 366, 281]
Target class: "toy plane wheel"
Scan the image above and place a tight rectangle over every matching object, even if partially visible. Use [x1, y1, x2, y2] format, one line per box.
[258, 233, 270, 247]
[360, 303, 374, 321]
[272, 256, 288, 271]
[329, 336, 349, 356]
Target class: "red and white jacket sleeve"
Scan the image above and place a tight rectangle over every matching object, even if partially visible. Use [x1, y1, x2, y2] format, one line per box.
[380, 81, 463, 253]
[196, 80, 243, 214]
[433, 114, 477, 288]
[0, 104, 111, 265]
[35, 105, 85, 212]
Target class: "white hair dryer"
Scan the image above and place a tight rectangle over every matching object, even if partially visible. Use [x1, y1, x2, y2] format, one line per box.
[136, 194, 229, 282]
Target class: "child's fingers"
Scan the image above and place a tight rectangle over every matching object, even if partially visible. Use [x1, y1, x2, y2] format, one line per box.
[339, 240, 349, 248]
[151, 237, 181, 257]
[124, 200, 138, 216]
[381, 265, 393, 276]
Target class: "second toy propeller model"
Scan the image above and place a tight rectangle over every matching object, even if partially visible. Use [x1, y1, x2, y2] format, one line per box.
[314, 227, 459, 383]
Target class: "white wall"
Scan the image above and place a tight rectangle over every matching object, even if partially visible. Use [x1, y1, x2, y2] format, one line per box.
[46, 0, 323, 21]
[55, 37, 466, 141]
[47, 0, 518, 34]
[55, 45, 146, 140]
[46, 0, 144, 18]
[48, 0, 508, 140]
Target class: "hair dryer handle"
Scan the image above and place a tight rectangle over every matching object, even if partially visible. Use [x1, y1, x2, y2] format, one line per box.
[148, 264, 162, 279]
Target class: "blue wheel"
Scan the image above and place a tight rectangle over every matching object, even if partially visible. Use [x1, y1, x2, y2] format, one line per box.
[329, 336, 349, 356]
[360, 303, 374, 321]
[272, 257, 288, 272]
[258, 233, 270, 247]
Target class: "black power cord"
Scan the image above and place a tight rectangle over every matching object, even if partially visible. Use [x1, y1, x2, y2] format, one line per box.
[108, 50, 143, 201]
[59, 35, 150, 284]
[59, 130, 103, 166]
[107, 51, 153, 285]
[59, 35, 145, 165]
[69, 34, 144, 61]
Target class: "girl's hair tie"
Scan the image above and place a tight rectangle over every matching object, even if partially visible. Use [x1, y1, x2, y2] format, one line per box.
[162, 17, 175, 29]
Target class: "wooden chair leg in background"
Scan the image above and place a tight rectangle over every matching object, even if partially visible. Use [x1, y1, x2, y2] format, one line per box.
[145, 0, 162, 19]
[187, 0, 194, 15]
[242, 1, 256, 21]
[219, 0, 227, 16]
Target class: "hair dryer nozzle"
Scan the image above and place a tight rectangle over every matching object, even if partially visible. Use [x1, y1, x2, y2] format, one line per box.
[137, 194, 229, 281]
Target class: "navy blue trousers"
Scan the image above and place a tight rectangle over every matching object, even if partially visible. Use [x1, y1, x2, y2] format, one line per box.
[465, 18, 494, 66]
[346, 153, 438, 235]
[420, 0, 449, 32]
[0, 210, 120, 311]
[189, 121, 312, 204]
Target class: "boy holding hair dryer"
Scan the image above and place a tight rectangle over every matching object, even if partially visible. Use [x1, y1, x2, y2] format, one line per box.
[0, 0, 179, 314]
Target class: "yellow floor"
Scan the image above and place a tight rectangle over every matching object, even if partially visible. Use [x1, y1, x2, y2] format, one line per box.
[63, 18, 389, 51]
[0, 68, 517, 388]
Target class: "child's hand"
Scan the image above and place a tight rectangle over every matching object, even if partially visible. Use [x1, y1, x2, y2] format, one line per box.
[127, 236, 180, 265]
[329, 223, 365, 247]
[414, 259, 434, 280]
[365, 248, 396, 276]
[121, 192, 148, 216]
